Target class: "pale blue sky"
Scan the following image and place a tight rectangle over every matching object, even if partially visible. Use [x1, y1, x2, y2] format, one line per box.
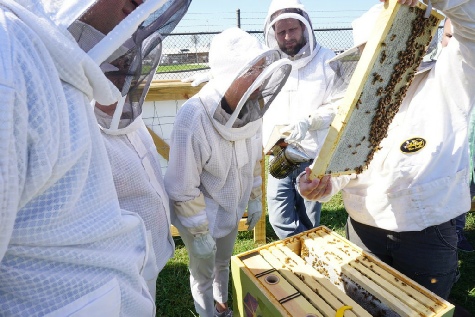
[174, 0, 380, 32]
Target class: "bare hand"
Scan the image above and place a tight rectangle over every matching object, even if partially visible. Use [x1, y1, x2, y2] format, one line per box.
[299, 167, 332, 201]
[380, 0, 419, 6]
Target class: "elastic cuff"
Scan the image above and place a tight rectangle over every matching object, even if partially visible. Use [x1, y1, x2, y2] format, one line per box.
[189, 223, 209, 236]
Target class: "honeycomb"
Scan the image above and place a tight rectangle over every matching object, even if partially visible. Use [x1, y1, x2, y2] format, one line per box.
[310, 2, 443, 179]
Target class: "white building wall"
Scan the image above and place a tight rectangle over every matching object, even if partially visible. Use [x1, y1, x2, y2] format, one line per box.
[142, 99, 187, 175]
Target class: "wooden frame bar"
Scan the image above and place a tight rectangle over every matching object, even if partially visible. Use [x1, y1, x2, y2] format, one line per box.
[231, 226, 454, 317]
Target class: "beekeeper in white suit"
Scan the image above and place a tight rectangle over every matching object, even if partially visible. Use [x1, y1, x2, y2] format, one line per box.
[165, 27, 291, 317]
[0, 0, 172, 316]
[299, 0, 475, 302]
[261, 0, 338, 240]
[69, 0, 192, 299]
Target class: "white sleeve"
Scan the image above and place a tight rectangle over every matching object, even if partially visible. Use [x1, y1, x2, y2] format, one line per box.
[294, 51, 339, 131]
[433, 0, 475, 113]
[164, 105, 209, 229]
[324, 174, 354, 202]
[0, 86, 22, 262]
[308, 102, 338, 131]
[433, 0, 475, 53]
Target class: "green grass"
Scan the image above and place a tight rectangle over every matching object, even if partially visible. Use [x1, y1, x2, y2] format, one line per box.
[156, 63, 208, 73]
[450, 213, 475, 313]
[156, 197, 475, 316]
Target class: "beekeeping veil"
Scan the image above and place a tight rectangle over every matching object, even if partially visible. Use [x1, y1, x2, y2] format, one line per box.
[328, 3, 439, 98]
[264, 0, 318, 70]
[67, 0, 191, 133]
[202, 27, 291, 140]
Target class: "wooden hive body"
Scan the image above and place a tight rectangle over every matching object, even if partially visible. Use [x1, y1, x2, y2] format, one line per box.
[310, 0, 444, 179]
[231, 226, 454, 317]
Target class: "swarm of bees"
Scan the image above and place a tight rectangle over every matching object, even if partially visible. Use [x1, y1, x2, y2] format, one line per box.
[327, 8, 439, 176]
[365, 12, 438, 172]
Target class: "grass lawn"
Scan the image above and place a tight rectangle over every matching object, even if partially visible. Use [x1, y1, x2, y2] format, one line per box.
[156, 193, 475, 316]
[156, 63, 208, 73]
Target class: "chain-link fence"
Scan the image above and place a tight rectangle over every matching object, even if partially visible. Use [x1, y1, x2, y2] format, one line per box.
[156, 27, 443, 80]
[156, 29, 351, 80]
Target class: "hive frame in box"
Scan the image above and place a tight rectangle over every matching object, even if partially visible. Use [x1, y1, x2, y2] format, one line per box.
[309, 0, 444, 179]
[231, 226, 454, 317]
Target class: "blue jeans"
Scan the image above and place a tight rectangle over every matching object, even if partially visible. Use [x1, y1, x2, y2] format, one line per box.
[267, 160, 321, 239]
[346, 217, 459, 300]
[455, 213, 466, 232]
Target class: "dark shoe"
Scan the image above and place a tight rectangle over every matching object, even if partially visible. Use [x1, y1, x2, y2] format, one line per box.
[214, 307, 233, 317]
[457, 230, 474, 252]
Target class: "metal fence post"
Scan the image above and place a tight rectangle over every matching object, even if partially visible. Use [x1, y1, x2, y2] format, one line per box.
[236, 9, 241, 28]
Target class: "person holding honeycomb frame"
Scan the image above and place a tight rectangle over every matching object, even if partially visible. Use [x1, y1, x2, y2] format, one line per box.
[298, 0, 475, 306]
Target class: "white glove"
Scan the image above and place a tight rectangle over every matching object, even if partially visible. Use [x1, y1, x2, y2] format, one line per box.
[181, 71, 212, 87]
[246, 197, 262, 231]
[281, 120, 310, 144]
[283, 112, 335, 144]
[189, 232, 216, 259]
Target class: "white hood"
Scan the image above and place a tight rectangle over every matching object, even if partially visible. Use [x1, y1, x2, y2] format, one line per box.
[201, 27, 291, 141]
[264, 0, 319, 70]
[69, 0, 191, 134]
[15, 0, 97, 29]
[2, 0, 170, 106]
[1, 0, 119, 105]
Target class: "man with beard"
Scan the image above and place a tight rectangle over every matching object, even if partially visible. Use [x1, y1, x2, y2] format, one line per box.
[262, 0, 337, 239]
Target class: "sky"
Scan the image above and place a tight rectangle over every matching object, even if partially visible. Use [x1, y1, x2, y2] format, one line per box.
[173, 0, 380, 33]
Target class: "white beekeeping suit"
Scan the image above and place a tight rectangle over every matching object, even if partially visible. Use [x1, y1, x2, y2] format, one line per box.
[165, 27, 291, 316]
[69, 0, 192, 299]
[0, 0, 172, 316]
[262, 0, 337, 240]
[263, 0, 336, 158]
[166, 29, 291, 240]
[312, 0, 475, 232]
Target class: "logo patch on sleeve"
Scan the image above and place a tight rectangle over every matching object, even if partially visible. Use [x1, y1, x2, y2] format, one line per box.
[400, 137, 426, 153]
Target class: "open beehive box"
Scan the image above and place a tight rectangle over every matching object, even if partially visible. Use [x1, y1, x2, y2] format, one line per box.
[231, 226, 454, 317]
[309, 0, 444, 179]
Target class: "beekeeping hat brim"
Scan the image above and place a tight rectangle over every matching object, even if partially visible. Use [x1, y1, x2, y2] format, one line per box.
[329, 2, 438, 66]
[328, 3, 383, 64]
[327, 45, 360, 64]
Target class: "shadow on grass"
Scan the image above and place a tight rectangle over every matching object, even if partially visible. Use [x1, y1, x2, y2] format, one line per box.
[449, 225, 475, 315]
[156, 248, 196, 317]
